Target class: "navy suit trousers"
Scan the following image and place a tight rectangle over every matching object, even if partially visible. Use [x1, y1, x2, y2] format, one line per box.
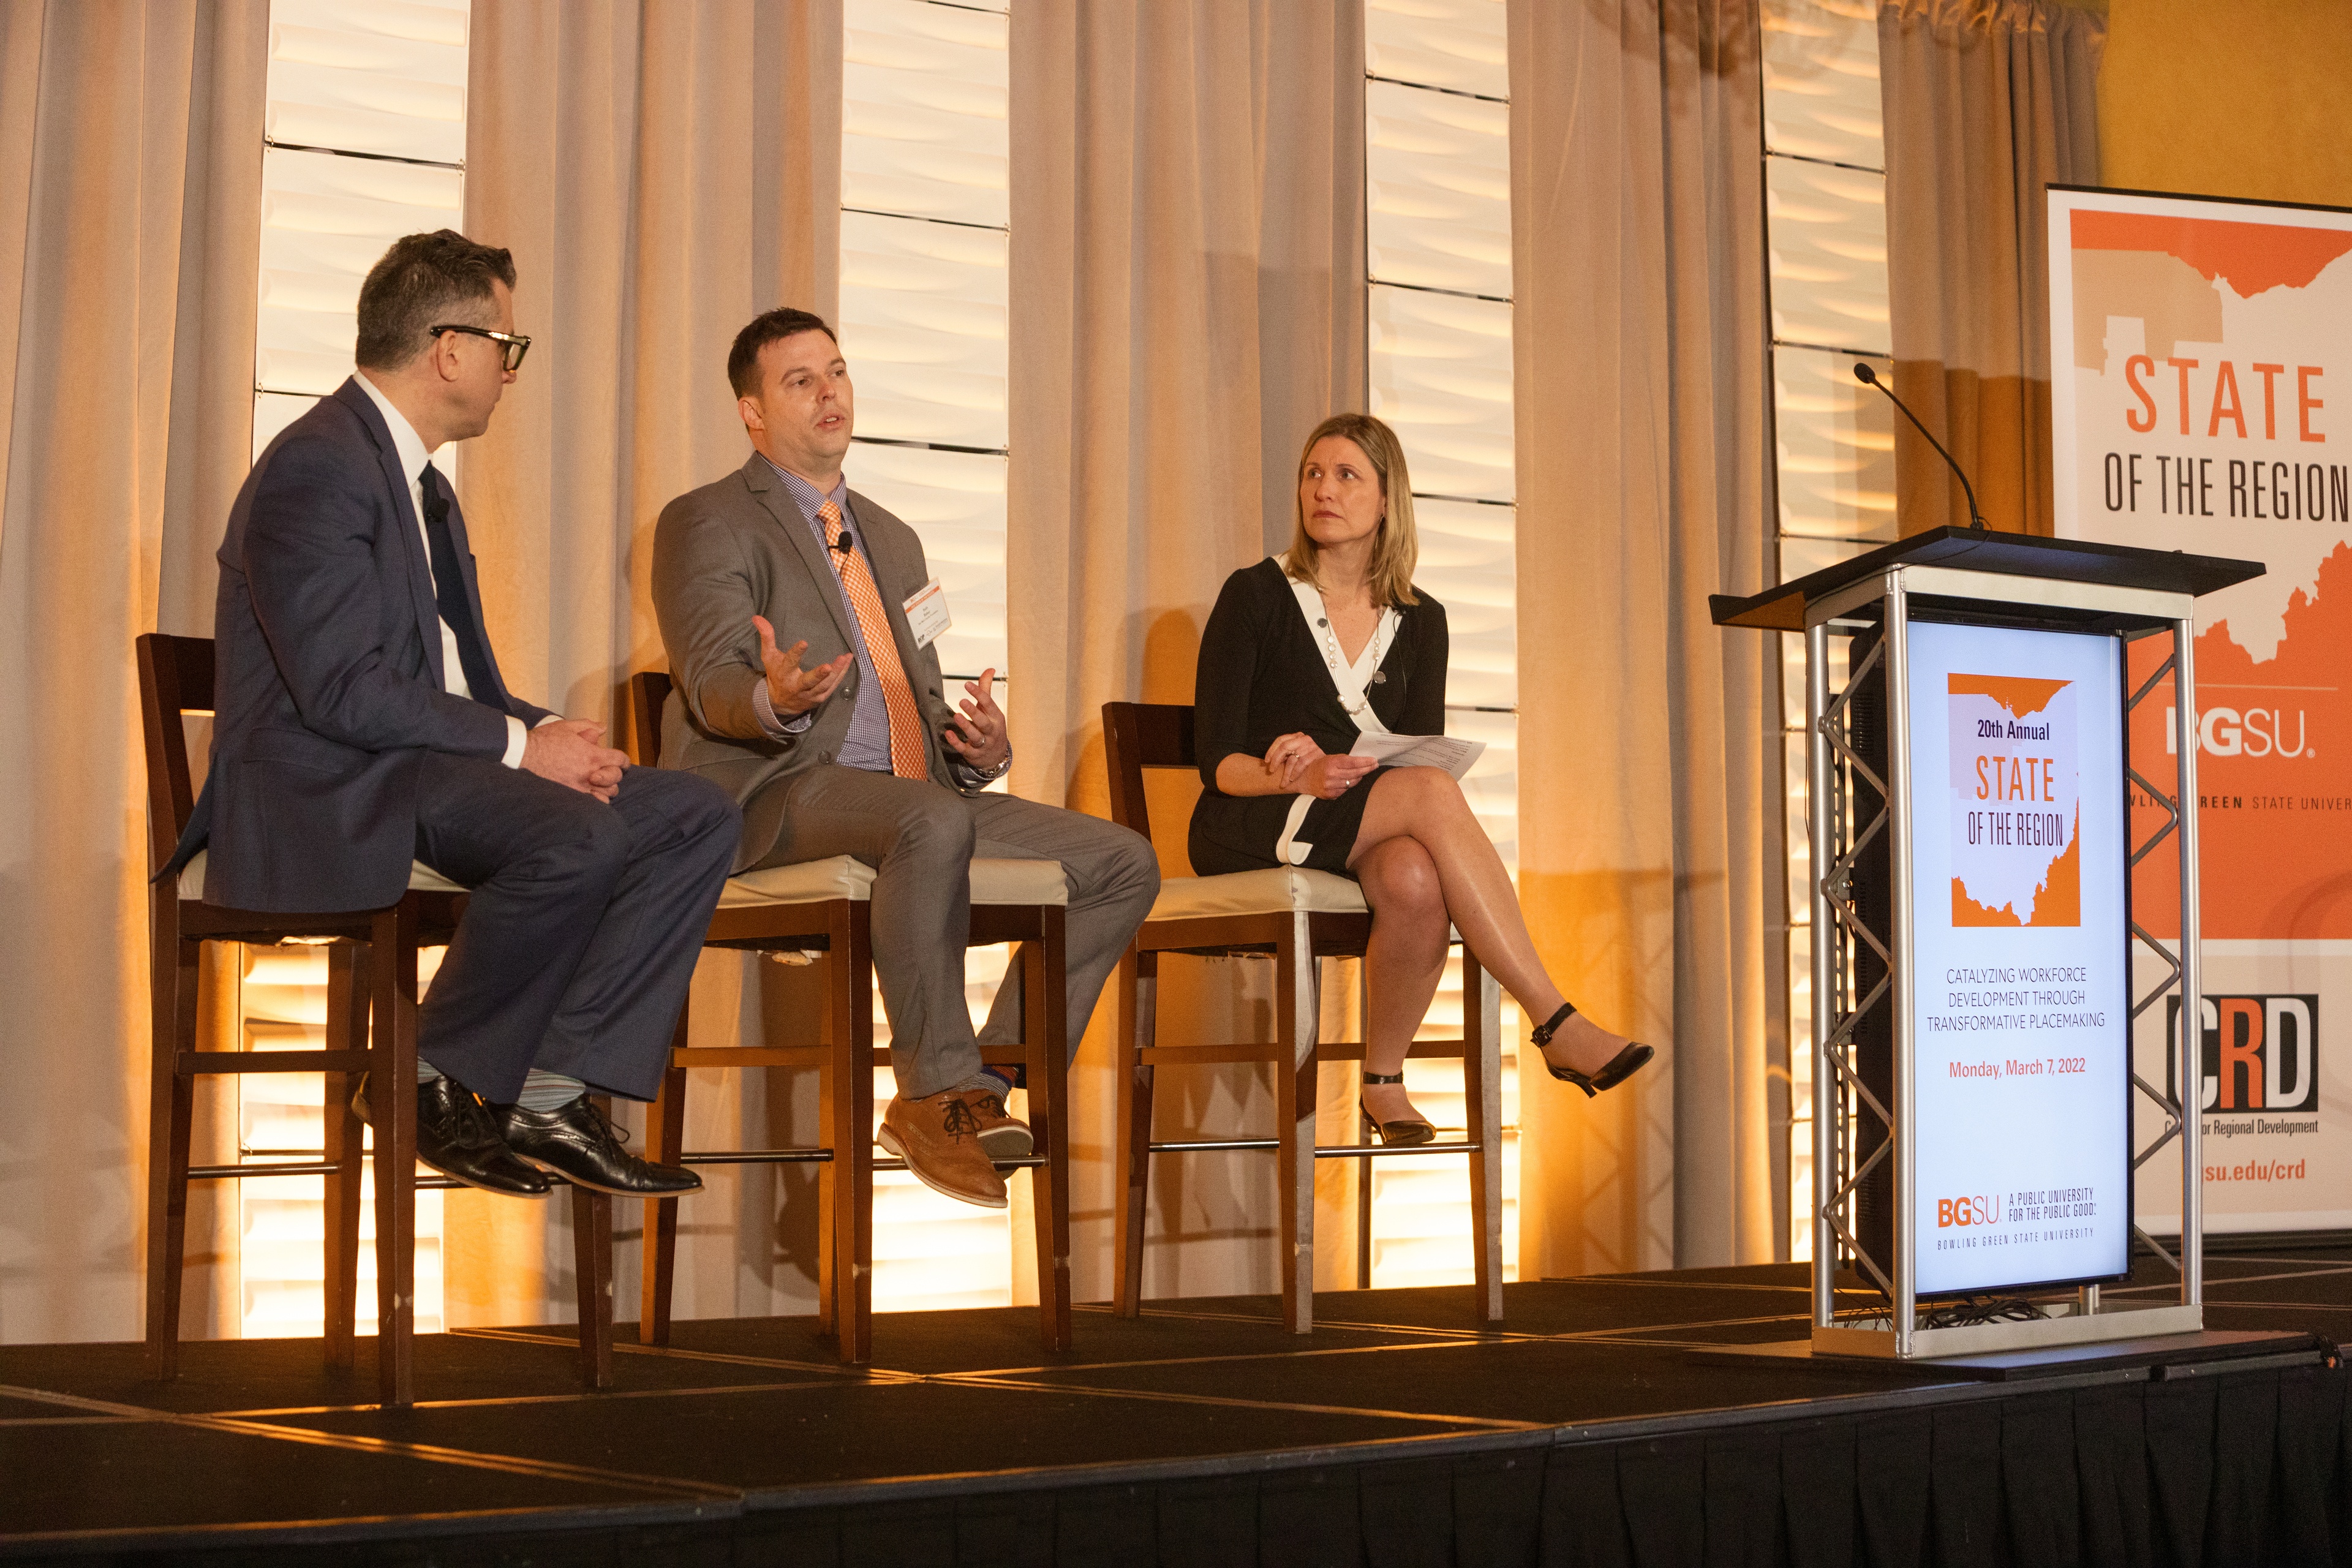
[412, 756, 739, 1102]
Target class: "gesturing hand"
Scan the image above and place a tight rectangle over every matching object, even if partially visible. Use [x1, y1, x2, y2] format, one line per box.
[944, 668, 1009, 773]
[754, 614, 852, 715]
[1297, 752, 1377, 800]
[522, 718, 630, 802]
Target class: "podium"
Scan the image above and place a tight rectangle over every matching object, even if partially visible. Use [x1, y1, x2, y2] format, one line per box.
[1713, 528, 2262, 1360]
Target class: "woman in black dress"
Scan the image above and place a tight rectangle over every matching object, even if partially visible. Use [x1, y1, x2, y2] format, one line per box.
[1189, 413, 1653, 1143]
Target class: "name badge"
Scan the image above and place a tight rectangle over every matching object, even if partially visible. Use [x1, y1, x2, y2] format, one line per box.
[902, 578, 951, 649]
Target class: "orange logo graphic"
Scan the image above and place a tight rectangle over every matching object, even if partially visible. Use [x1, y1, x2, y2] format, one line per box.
[1953, 809, 2081, 927]
[1948, 674, 2079, 927]
[1937, 1195, 2002, 1228]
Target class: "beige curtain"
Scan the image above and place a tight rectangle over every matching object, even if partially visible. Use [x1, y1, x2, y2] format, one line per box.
[1008, 0, 1368, 1301]
[0, 0, 266, 1343]
[460, 0, 842, 1325]
[1882, 0, 2103, 537]
[1509, 0, 1776, 1275]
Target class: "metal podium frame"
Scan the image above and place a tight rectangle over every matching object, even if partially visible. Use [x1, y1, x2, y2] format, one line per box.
[1803, 563, 2203, 1360]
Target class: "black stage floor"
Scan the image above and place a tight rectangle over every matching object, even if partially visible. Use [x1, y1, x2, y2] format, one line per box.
[4, 1250, 2348, 1566]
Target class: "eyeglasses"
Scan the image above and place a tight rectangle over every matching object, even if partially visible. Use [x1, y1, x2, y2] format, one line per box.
[429, 323, 532, 372]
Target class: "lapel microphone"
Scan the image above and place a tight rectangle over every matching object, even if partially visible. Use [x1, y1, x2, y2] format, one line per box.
[1852, 361, 1988, 531]
[831, 529, 854, 554]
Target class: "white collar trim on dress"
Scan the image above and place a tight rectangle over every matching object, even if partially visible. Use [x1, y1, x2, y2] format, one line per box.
[1284, 568, 1397, 736]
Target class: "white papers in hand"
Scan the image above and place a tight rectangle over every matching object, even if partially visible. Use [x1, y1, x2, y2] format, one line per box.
[1349, 733, 1485, 779]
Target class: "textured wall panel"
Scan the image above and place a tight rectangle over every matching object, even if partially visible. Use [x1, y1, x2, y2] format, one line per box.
[1366, 80, 1509, 300]
[255, 146, 462, 395]
[1370, 284, 1513, 503]
[266, 0, 468, 164]
[843, 0, 1008, 228]
[1366, 0, 1506, 98]
[1766, 157, 1889, 356]
[1773, 346, 1898, 542]
[1761, 0, 1882, 168]
[839, 211, 1008, 450]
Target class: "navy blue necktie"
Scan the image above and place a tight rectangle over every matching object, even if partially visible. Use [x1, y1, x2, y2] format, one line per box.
[419, 464, 501, 707]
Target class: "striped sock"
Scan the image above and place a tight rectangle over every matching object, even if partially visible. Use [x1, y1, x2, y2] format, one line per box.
[514, 1071, 584, 1111]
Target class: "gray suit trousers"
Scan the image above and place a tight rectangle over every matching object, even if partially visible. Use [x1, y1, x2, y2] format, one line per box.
[747, 766, 1159, 1099]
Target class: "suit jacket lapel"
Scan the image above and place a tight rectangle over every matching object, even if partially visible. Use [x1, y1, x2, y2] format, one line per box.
[334, 378, 447, 689]
[741, 454, 857, 652]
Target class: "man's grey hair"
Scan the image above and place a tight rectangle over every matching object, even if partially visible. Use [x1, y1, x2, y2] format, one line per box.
[353, 229, 516, 371]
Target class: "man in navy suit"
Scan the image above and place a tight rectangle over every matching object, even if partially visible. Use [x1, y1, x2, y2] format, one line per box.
[169, 230, 737, 1198]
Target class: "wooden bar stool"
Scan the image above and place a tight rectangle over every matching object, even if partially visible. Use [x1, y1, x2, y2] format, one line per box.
[1099, 701, 1503, 1333]
[627, 671, 1073, 1362]
[138, 633, 616, 1407]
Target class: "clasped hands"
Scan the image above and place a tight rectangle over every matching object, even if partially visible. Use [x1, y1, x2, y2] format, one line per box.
[521, 719, 627, 802]
[1262, 733, 1375, 799]
[753, 614, 1009, 773]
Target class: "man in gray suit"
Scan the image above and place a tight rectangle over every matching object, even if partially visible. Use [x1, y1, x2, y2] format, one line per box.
[652, 308, 1158, 1210]
[168, 231, 736, 1200]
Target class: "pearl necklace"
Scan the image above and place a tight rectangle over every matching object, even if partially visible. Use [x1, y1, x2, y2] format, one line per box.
[1308, 592, 1393, 714]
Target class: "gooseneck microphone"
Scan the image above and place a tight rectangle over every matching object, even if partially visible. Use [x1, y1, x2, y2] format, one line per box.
[1852, 360, 1988, 532]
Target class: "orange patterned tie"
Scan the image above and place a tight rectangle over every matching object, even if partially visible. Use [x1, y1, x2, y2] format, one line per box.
[818, 500, 929, 780]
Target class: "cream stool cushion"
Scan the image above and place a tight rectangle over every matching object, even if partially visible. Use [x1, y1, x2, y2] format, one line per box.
[719, 854, 874, 907]
[180, 850, 1067, 911]
[718, 854, 1069, 910]
[970, 858, 1071, 907]
[178, 850, 464, 903]
[1148, 867, 1366, 921]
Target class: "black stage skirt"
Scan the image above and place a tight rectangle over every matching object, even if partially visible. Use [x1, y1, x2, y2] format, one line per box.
[1186, 766, 1396, 878]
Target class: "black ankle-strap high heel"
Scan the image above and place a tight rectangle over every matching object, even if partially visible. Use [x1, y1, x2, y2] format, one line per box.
[1359, 1070, 1436, 1147]
[1532, 1003, 1655, 1099]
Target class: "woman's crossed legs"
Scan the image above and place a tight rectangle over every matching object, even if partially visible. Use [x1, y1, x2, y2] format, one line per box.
[1345, 766, 1645, 1128]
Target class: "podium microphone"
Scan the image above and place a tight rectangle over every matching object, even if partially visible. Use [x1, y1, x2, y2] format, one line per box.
[1852, 360, 1988, 532]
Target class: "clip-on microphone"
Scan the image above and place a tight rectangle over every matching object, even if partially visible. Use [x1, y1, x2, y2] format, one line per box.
[830, 528, 854, 554]
[1852, 360, 1988, 532]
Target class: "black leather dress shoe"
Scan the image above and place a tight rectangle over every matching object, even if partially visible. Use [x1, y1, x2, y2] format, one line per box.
[496, 1095, 703, 1197]
[353, 1074, 551, 1198]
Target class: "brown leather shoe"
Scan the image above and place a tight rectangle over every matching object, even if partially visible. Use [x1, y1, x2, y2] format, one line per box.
[969, 1088, 1033, 1159]
[878, 1091, 1008, 1209]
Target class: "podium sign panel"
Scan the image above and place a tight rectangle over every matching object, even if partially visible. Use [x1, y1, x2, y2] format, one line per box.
[1905, 621, 2132, 1296]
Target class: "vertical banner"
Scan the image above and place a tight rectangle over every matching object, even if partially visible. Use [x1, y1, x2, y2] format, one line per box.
[2050, 186, 2352, 1234]
[1907, 621, 2132, 1294]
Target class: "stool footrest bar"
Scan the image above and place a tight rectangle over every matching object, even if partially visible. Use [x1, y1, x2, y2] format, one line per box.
[1144, 1139, 1482, 1158]
[186, 1163, 582, 1193]
[872, 1156, 1049, 1172]
[177, 1050, 371, 1075]
[679, 1148, 834, 1165]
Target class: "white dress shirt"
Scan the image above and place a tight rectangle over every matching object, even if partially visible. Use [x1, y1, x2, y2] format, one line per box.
[354, 374, 530, 767]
